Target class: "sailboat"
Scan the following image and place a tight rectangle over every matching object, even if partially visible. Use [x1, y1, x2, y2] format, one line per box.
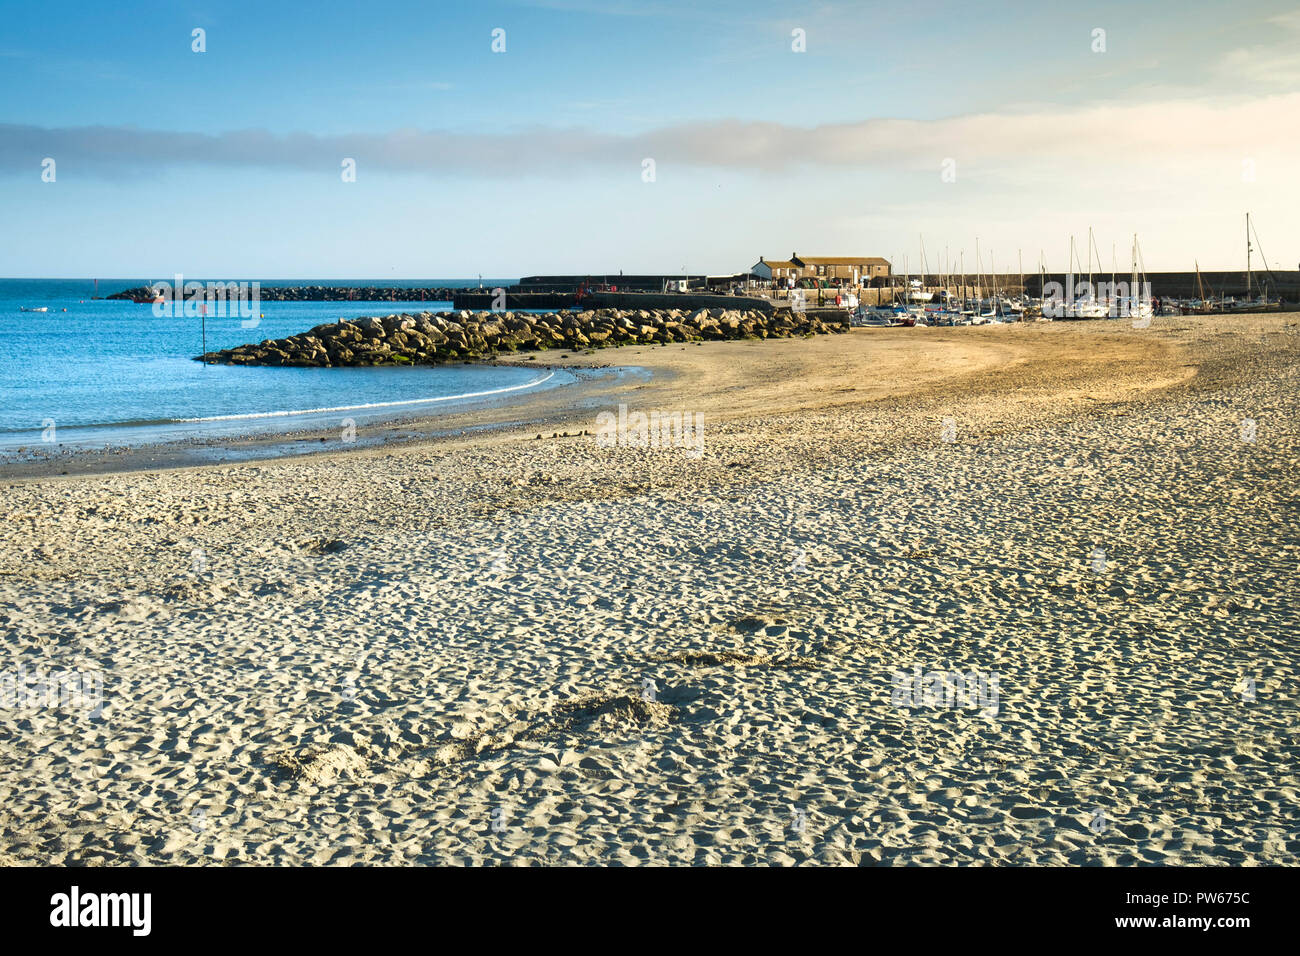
[1053, 237, 1081, 319]
[1189, 260, 1213, 313]
[1233, 212, 1278, 310]
[1067, 229, 1108, 319]
[907, 242, 934, 305]
[1003, 249, 1027, 320]
[986, 250, 1023, 321]
[1121, 235, 1154, 322]
[925, 247, 965, 325]
[1244, 212, 1254, 307]
[897, 256, 927, 323]
[970, 240, 997, 323]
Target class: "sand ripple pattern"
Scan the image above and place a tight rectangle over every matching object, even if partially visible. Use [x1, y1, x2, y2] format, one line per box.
[0, 316, 1296, 864]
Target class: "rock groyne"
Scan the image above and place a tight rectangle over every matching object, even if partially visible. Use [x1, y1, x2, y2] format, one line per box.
[109, 284, 466, 303]
[195, 307, 848, 367]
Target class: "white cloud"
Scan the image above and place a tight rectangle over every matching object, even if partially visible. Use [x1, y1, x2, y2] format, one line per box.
[1211, 7, 1300, 92]
[3, 91, 1296, 180]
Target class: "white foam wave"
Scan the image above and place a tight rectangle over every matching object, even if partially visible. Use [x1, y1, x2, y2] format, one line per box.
[174, 371, 556, 422]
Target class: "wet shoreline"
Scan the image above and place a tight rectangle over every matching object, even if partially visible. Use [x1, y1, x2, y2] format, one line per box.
[0, 363, 649, 480]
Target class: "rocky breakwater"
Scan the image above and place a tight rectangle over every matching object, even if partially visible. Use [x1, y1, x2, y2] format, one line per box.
[195, 307, 848, 367]
[110, 284, 464, 302]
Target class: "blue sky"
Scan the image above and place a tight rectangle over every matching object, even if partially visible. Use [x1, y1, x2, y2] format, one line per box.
[2, 0, 1298, 277]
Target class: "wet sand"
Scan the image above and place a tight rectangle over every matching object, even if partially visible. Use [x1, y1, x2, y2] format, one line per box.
[1, 314, 1296, 865]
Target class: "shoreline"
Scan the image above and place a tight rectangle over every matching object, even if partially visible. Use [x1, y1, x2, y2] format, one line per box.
[0, 319, 1163, 482]
[4, 311, 1245, 482]
[0, 361, 648, 481]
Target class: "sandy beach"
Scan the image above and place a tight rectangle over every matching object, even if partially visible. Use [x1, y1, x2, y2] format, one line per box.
[1, 314, 1296, 866]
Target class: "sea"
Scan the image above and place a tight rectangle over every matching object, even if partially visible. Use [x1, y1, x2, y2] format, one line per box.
[0, 278, 577, 453]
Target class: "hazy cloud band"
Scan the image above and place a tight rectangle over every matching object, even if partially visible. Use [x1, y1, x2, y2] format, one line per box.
[2, 93, 1297, 179]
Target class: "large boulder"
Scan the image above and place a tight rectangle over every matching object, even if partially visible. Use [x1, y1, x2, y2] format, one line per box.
[357, 316, 386, 337]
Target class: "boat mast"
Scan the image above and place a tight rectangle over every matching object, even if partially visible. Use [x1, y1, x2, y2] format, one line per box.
[1245, 212, 1252, 299]
[1066, 236, 1075, 314]
[1131, 234, 1138, 316]
[919, 234, 928, 300]
[1087, 226, 1094, 295]
[1111, 242, 1116, 315]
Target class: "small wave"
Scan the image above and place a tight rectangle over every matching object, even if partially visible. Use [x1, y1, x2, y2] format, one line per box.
[172, 371, 556, 422]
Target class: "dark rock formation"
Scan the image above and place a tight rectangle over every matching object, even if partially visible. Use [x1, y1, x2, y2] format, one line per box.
[109, 285, 465, 302]
[194, 307, 848, 367]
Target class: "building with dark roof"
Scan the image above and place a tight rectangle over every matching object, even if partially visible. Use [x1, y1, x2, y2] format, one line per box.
[751, 254, 891, 286]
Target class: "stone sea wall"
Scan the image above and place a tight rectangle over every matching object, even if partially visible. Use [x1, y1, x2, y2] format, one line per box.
[195, 307, 848, 367]
[110, 285, 464, 302]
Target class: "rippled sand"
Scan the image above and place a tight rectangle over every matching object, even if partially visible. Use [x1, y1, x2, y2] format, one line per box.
[1, 314, 1296, 865]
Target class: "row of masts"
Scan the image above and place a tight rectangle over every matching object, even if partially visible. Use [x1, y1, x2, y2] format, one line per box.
[893, 240, 1026, 302]
[890, 214, 1266, 303]
[891, 231, 1142, 304]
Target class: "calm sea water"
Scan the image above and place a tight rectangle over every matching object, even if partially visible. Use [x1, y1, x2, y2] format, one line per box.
[0, 278, 571, 450]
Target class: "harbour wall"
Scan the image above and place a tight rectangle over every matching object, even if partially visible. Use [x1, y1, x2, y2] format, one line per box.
[902, 271, 1300, 300]
[580, 291, 777, 313]
[450, 291, 579, 310]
